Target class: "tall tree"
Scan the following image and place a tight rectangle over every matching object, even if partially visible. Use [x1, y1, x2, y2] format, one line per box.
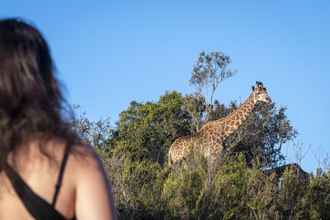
[190, 51, 236, 119]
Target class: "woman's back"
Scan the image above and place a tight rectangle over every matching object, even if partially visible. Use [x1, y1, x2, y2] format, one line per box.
[0, 138, 116, 220]
[0, 139, 75, 219]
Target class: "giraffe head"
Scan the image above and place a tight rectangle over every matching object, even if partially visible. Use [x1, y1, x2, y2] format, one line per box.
[251, 81, 272, 104]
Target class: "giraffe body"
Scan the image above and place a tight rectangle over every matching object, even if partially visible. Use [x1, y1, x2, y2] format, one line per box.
[168, 82, 271, 165]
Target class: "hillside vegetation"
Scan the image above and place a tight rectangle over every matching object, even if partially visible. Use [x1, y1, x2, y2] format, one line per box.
[74, 52, 330, 220]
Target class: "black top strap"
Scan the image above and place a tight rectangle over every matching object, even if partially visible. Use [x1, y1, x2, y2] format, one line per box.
[52, 142, 72, 207]
[4, 141, 76, 220]
[4, 163, 68, 220]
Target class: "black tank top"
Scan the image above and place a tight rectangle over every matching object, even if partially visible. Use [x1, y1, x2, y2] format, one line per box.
[4, 142, 76, 220]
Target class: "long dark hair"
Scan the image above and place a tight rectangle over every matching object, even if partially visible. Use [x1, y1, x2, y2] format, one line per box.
[0, 18, 80, 171]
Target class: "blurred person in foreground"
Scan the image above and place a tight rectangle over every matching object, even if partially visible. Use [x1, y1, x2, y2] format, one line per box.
[0, 18, 117, 220]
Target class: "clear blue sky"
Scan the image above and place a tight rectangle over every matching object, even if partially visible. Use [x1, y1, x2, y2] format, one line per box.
[1, 1, 329, 172]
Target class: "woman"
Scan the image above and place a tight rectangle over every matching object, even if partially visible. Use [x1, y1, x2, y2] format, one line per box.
[0, 18, 117, 220]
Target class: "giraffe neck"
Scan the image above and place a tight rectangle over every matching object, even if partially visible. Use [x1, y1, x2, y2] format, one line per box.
[215, 93, 256, 139]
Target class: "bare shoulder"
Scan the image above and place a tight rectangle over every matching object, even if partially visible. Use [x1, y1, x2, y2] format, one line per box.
[69, 144, 117, 220]
[69, 144, 105, 177]
[31, 138, 103, 173]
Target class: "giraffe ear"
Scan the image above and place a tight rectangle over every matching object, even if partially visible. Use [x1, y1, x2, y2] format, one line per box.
[252, 86, 255, 91]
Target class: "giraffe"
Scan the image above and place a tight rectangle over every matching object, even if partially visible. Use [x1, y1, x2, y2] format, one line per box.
[168, 81, 272, 165]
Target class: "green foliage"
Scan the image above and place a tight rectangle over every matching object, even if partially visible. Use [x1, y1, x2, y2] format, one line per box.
[182, 93, 206, 132]
[190, 51, 236, 104]
[246, 168, 276, 220]
[73, 105, 330, 219]
[205, 154, 250, 219]
[274, 167, 308, 219]
[113, 91, 193, 165]
[162, 153, 208, 219]
[221, 102, 296, 168]
[73, 105, 115, 154]
[73, 89, 301, 219]
[297, 170, 330, 219]
[70, 51, 327, 219]
[108, 155, 164, 219]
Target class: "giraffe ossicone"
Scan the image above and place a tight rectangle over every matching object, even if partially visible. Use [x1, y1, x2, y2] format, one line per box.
[168, 81, 272, 166]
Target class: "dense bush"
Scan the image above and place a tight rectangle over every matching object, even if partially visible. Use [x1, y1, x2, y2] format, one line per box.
[72, 51, 328, 219]
[73, 90, 330, 220]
